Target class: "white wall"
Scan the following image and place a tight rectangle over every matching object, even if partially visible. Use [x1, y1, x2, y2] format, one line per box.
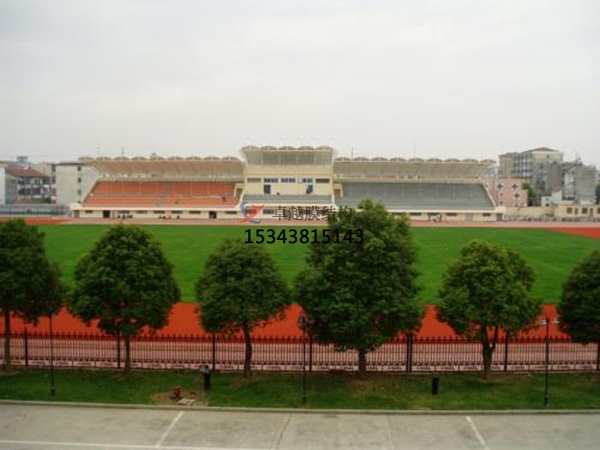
[55, 164, 99, 205]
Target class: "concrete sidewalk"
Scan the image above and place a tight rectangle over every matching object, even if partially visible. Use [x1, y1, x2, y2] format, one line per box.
[1, 403, 599, 449]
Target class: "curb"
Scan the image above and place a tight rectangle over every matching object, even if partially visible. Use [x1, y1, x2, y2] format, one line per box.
[1, 400, 599, 415]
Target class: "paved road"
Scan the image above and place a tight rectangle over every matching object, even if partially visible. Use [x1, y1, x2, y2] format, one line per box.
[0, 403, 599, 450]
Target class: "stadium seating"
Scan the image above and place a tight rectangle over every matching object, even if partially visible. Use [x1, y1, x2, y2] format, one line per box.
[336, 182, 495, 210]
[84, 181, 238, 207]
[243, 194, 333, 204]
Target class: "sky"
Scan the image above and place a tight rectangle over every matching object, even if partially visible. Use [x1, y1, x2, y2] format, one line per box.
[1, 0, 599, 166]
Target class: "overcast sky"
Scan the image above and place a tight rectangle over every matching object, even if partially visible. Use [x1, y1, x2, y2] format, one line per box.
[1, 0, 599, 166]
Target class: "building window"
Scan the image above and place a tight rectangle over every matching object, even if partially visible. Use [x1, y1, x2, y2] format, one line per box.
[281, 177, 295, 183]
[247, 177, 261, 183]
[264, 177, 279, 183]
[566, 207, 573, 214]
[315, 178, 330, 183]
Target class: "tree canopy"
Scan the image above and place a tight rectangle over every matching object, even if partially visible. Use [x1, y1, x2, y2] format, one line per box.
[196, 238, 289, 377]
[557, 250, 600, 343]
[296, 200, 423, 374]
[523, 182, 539, 206]
[70, 225, 180, 372]
[437, 239, 540, 378]
[0, 219, 64, 369]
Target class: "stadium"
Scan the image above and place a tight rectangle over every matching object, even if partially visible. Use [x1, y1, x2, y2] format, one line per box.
[71, 146, 500, 222]
[2, 145, 600, 374]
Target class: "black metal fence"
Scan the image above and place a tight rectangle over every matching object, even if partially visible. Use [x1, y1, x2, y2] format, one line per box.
[2, 331, 599, 372]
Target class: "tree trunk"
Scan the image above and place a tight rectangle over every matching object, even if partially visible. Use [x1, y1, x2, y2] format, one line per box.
[358, 349, 367, 377]
[481, 326, 499, 380]
[3, 310, 11, 371]
[243, 323, 253, 378]
[482, 344, 493, 380]
[124, 334, 131, 374]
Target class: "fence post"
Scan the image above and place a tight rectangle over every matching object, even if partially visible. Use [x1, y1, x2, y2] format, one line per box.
[503, 333, 509, 372]
[211, 333, 216, 371]
[24, 328, 29, 367]
[116, 330, 121, 369]
[406, 335, 413, 373]
[597, 341, 600, 371]
[308, 335, 313, 373]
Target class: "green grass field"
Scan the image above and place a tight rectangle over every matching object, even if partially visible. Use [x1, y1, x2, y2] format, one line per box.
[3, 369, 600, 409]
[39, 225, 600, 304]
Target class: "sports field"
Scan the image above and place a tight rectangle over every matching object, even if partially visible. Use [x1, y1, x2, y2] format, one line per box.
[39, 225, 600, 304]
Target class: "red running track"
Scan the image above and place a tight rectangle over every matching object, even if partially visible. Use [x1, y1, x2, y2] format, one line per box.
[1, 304, 565, 339]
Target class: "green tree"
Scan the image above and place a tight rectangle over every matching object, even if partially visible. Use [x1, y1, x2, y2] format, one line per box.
[70, 225, 180, 373]
[557, 250, 600, 344]
[595, 183, 600, 204]
[296, 200, 423, 376]
[196, 238, 289, 378]
[523, 182, 539, 206]
[0, 219, 64, 369]
[437, 240, 540, 379]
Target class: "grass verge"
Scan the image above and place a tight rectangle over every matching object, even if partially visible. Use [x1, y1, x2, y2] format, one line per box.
[1, 369, 600, 410]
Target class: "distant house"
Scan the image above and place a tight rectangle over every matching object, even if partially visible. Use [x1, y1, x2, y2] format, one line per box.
[6, 165, 51, 203]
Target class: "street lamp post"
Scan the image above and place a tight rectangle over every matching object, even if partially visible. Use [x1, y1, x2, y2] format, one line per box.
[49, 312, 56, 396]
[297, 312, 308, 405]
[302, 318, 307, 405]
[541, 315, 559, 407]
[543, 316, 549, 406]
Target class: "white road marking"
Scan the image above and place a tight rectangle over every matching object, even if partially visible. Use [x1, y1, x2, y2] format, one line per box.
[155, 411, 185, 447]
[0, 439, 268, 450]
[465, 416, 490, 450]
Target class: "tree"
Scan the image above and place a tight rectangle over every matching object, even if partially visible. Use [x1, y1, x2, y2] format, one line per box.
[595, 183, 600, 205]
[0, 219, 64, 369]
[296, 200, 423, 376]
[557, 250, 600, 344]
[196, 238, 289, 378]
[437, 240, 540, 379]
[523, 182, 539, 207]
[70, 225, 180, 373]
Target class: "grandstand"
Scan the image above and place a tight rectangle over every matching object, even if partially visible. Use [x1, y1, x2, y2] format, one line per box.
[337, 181, 495, 211]
[69, 147, 500, 221]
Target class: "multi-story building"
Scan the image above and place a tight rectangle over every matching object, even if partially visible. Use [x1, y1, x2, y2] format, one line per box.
[5, 165, 51, 203]
[55, 162, 99, 206]
[498, 147, 563, 194]
[0, 165, 18, 204]
[547, 161, 596, 204]
[484, 179, 528, 208]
